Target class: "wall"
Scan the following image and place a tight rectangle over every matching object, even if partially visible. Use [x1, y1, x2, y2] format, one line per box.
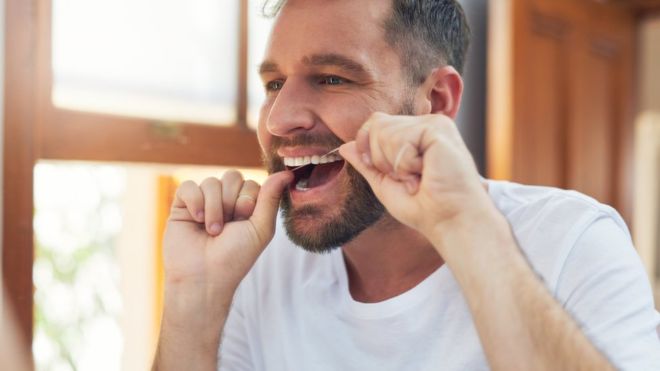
[456, 0, 488, 174]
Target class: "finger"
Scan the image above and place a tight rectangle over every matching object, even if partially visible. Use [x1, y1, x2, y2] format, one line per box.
[356, 125, 372, 166]
[404, 176, 421, 195]
[367, 117, 394, 175]
[200, 177, 224, 236]
[353, 134, 422, 194]
[172, 180, 205, 223]
[249, 171, 294, 245]
[221, 170, 244, 222]
[355, 127, 371, 166]
[234, 180, 260, 221]
[391, 141, 423, 177]
[356, 112, 389, 166]
[339, 142, 386, 194]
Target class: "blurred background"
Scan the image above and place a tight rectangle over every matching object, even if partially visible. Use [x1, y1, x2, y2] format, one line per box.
[1, 0, 659, 370]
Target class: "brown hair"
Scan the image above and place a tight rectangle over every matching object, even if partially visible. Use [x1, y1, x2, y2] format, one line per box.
[262, 0, 471, 85]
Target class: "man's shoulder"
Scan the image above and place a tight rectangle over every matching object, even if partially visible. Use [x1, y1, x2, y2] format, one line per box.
[486, 179, 632, 289]
[486, 179, 628, 235]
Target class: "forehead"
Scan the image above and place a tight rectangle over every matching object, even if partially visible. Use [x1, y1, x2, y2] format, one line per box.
[264, 0, 399, 73]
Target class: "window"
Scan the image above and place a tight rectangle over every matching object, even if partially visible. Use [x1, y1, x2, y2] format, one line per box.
[52, 0, 239, 125]
[3, 1, 274, 368]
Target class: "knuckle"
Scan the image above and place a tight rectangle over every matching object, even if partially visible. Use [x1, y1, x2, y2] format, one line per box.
[363, 112, 384, 128]
[200, 177, 220, 189]
[222, 169, 244, 183]
[176, 180, 197, 195]
[242, 180, 260, 193]
[176, 182, 199, 200]
[370, 111, 387, 120]
[369, 132, 380, 149]
[366, 112, 379, 123]
[180, 179, 197, 188]
[373, 157, 391, 172]
[377, 131, 394, 150]
[423, 122, 444, 140]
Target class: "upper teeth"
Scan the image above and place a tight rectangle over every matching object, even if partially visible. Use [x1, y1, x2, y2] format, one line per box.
[283, 154, 342, 167]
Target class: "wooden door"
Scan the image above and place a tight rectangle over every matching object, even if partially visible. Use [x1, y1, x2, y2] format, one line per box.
[488, 0, 636, 221]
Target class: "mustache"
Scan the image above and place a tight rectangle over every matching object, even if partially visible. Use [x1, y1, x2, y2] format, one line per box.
[271, 133, 344, 151]
[263, 133, 345, 173]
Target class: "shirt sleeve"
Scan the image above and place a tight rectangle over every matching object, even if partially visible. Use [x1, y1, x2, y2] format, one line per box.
[217, 282, 253, 371]
[555, 214, 660, 370]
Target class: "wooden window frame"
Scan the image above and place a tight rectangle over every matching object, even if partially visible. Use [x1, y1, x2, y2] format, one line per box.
[3, 0, 261, 363]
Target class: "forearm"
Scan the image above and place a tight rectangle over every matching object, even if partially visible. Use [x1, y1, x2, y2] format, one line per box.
[429, 205, 614, 371]
[152, 281, 233, 371]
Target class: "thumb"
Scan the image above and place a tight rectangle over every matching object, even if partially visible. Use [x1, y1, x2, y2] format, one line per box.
[249, 170, 293, 243]
[339, 142, 385, 194]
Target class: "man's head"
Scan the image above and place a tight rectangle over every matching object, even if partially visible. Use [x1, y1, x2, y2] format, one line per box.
[263, 0, 471, 86]
[258, 0, 470, 253]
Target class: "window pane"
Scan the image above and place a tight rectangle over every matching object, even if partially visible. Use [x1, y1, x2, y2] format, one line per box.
[33, 164, 125, 371]
[247, 1, 275, 129]
[52, 0, 238, 125]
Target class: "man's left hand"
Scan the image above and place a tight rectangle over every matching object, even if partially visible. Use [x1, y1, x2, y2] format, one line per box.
[339, 112, 493, 246]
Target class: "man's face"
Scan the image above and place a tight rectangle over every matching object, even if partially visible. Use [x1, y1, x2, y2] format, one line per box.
[258, 0, 415, 252]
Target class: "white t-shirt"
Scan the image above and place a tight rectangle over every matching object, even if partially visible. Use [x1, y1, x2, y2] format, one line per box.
[219, 180, 660, 370]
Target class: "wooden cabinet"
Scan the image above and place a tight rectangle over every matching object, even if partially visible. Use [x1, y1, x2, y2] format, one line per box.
[488, 0, 635, 221]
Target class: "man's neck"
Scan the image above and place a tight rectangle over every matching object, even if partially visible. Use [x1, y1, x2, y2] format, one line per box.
[341, 215, 444, 303]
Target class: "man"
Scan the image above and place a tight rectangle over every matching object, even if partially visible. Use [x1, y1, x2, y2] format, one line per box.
[153, 0, 660, 370]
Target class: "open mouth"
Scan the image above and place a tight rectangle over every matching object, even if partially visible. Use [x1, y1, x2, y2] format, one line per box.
[284, 153, 345, 191]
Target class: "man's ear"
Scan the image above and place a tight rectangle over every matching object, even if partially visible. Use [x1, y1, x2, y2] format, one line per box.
[418, 66, 464, 119]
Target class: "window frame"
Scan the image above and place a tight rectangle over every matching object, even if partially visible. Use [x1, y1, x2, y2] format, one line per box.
[3, 0, 260, 362]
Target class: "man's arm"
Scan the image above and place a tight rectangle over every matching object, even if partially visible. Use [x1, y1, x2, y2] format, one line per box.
[554, 215, 660, 369]
[152, 282, 231, 371]
[428, 204, 615, 370]
[152, 171, 292, 371]
[340, 112, 618, 370]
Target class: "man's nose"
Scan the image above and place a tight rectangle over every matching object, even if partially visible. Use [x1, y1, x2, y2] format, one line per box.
[265, 79, 317, 137]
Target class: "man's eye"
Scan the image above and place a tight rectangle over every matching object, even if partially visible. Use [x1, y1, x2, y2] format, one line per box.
[265, 80, 284, 92]
[320, 76, 346, 85]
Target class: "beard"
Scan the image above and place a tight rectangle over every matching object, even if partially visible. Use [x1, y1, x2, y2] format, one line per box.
[265, 135, 385, 253]
[263, 100, 415, 254]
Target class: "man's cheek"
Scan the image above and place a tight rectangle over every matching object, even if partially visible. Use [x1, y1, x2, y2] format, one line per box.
[256, 130, 270, 154]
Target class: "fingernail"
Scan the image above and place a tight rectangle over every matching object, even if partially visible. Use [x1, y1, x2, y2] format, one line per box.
[196, 211, 204, 221]
[209, 223, 222, 235]
[405, 180, 417, 194]
[362, 153, 372, 166]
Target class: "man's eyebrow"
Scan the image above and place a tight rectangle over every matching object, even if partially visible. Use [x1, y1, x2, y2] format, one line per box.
[258, 54, 372, 78]
[303, 53, 371, 77]
[259, 61, 279, 74]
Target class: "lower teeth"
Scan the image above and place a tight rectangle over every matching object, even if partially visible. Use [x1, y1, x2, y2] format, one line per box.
[296, 178, 309, 190]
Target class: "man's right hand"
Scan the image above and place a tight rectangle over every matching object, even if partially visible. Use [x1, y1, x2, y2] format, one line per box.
[154, 169, 292, 371]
